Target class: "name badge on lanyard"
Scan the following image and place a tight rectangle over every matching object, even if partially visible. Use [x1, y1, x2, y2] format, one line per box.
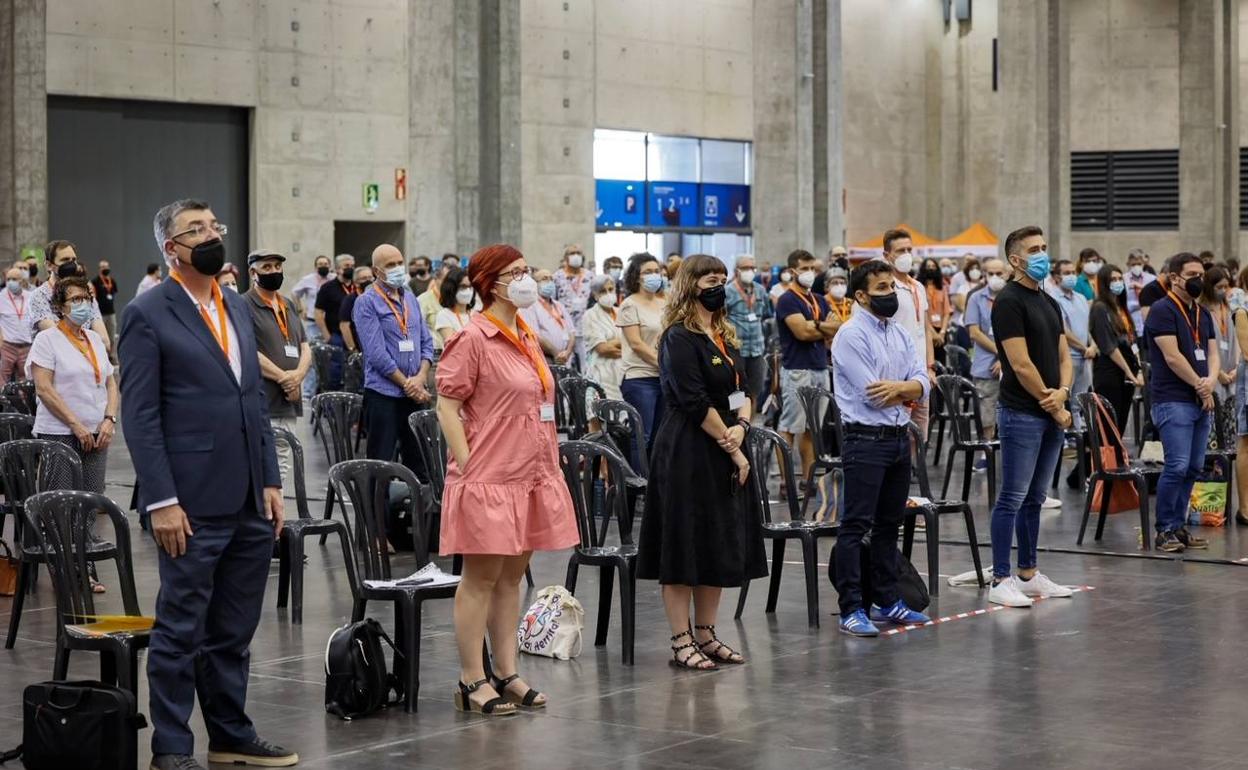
[746, 312, 758, 322]
[398, 339, 415, 353]
[727, 390, 747, 411]
[284, 344, 299, 359]
[540, 403, 555, 422]
[1195, 348, 1206, 362]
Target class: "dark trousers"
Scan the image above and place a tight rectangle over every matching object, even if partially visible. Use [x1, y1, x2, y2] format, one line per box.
[832, 429, 910, 614]
[1092, 367, 1134, 435]
[363, 387, 423, 476]
[327, 332, 346, 389]
[148, 501, 273, 755]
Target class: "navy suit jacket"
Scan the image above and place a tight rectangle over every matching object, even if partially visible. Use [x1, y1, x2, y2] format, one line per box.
[119, 277, 280, 519]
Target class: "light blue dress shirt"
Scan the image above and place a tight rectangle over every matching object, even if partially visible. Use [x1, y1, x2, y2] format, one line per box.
[831, 311, 930, 427]
[963, 287, 998, 379]
[1048, 286, 1090, 361]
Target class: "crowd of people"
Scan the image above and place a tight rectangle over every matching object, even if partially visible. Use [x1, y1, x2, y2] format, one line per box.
[12, 196, 1247, 769]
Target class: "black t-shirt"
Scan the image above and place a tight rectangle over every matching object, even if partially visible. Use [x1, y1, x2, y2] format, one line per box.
[991, 280, 1064, 417]
[315, 279, 355, 335]
[1139, 280, 1167, 309]
[91, 276, 117, 315]
[339, 293, 362, 353]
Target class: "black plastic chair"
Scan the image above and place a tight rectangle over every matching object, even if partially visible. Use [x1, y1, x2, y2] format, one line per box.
[1076, 393, 1153, 549]
[311, 392, 362, 541]
[733, 427, 838, 628]
[593, 398, 650, 478]
[310, 341, 344, 394]
[936, 374, 999, 506]
[558, 376, 606, 441]
[272, 427, 358, 624]
[24, 491, 150, 692]
[944, 344, 972, 379]
[0, 412, 34, 442]
[2, 440, 115, 649]
[795, 385, 842, 520]
[1207, 393, 1237, 522]
[902, 423, 985, 594]
[334, 459, 456, 713]
[3, 380, 36, 415]
[1051, 427, 1088, 491]
[343, 351, 365, 394]
[549, 364, 578, 382]
[559, 440, 637, 665]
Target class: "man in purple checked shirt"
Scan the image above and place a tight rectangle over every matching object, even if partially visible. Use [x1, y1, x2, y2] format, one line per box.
[354, 243, 436, 480]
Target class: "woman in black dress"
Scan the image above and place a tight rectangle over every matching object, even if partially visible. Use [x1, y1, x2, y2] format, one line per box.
[1089, 263, 1143, 434]
[637, 254, 767, 671]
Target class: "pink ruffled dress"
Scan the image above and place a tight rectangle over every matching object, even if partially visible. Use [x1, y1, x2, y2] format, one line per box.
[436, 313, 579, 555]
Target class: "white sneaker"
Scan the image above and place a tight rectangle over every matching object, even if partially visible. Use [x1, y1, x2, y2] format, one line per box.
[988, 577, 1035, 608]
[1017, 573, 1073, 599]
[1041, 496, 1062, 510]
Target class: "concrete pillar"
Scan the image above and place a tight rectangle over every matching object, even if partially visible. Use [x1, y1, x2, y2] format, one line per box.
[0, 0, 46, 264]
[996, 0, 1069, 259]
[824, 0, 846, 250]
[1179, 0, 1238, 258]
[408, 0, 458, 258]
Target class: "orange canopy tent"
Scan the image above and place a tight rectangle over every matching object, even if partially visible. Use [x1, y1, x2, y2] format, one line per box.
[847, 224, 939, 260]
[927, 222, 999, 259]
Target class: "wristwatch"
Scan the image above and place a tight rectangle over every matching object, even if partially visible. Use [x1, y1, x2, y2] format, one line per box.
[102, 415, 116, 424]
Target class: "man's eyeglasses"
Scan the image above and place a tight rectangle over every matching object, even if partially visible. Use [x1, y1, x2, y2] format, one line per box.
[65, 296, 91, 307]
[171, 222, 228, 241]
[497, 266, 532, 282]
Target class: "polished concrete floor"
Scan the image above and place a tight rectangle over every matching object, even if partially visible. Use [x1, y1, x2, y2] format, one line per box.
[1, 420, 1247, 769]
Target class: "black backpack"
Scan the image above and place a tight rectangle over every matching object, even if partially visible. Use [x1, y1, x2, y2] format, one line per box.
[0, 680, 147, 769]
[827, 536, 931, 612]
[324, 618, 404, 720]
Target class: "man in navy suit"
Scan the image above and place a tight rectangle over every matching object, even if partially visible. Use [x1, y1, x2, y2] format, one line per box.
[120, 199, 298, 770]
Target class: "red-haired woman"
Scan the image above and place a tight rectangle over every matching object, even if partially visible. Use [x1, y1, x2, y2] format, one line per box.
[436, 244, 578, 716]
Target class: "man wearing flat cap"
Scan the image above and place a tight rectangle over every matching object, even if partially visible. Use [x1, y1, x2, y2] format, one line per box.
[245, 249, 311, 486]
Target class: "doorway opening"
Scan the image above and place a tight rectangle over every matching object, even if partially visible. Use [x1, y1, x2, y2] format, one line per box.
[333, 221, 406, 262]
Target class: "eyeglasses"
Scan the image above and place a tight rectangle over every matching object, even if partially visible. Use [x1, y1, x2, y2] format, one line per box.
[496, 266, 532, 282]
[171, 222, 228, 241]
[64, 296, 91, 307]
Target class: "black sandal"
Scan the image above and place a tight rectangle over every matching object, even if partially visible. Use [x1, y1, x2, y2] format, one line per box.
[491, 673, 546, 709]
[694, 624, 744, 664]
[453, 678, 517, 717]
[669, 629, 717, 671]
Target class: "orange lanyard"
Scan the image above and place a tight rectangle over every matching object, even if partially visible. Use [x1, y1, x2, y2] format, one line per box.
[483, 312, 554, 397]
[1216, 305, 1229, 341]
[542, 299, 567, 329]
[5, 292, 24, 320]
[827, 298, 852, 322]
[735, 279, 756, 311]
[1116, 306, 1135, 343]
[373, 284, 409, 336]
[787, 288, 822, 322]
[712, 333, 741, 389]
[270, 295, 291, 341]
[1165, 290, 1203, 346]
[170, 272, 230, 360]
[57, 320, 101, 384]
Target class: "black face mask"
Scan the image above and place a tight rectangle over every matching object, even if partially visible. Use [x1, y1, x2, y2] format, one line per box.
[358, 281, 373, 292]
[56, 261, 80, 280]
[182, 238, 226, 277]
[27, 266, 37, 278]
[415, 269, 428, 278]
[341, 267, 355, 282]
[100, 268, 111, 277]
[1185, 277, 1204, 299]
[317, 266, 331, 278]
[868, 292, 900, 319]
[698, 285, 726, 312]
[255, 272, 285, 292]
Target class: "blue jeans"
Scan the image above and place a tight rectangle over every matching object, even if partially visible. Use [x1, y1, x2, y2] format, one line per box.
[620, 376, 663, 468]
[302, 320, 321, 400]
[990, 406, 1064, 578]
[1152, 400, 1210, 533]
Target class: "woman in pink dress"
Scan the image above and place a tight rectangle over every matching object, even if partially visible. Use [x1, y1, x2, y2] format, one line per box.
[436, 243, 578, 717]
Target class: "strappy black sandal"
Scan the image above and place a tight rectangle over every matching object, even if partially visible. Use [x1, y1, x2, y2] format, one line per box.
[669, 629, 717, 671]
[453, 678, 517, 717]
[694, 624, 745, 664]
[491, 673, 546, 709]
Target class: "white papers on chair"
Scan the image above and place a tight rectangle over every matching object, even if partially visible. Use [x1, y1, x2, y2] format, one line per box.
[364, 562, 461, 590]
[907, 496, 932, 507]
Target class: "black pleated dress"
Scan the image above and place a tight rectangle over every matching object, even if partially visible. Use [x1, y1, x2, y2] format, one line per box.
[636, 324, 768, 587]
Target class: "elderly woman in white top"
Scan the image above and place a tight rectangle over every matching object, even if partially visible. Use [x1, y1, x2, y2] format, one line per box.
[581, 274, 625, 400]
[27, 275, 119, 591]
[434, 267, 477, 344]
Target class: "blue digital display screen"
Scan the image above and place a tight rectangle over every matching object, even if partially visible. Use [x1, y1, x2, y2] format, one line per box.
[647, 182, 699, 228]
[700, 183, 750, 228]
[595, 180, 646, 229]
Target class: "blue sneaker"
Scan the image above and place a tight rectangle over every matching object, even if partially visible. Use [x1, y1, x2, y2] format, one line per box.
[869, 600, 931, 625]
[839, 609, 879, 637]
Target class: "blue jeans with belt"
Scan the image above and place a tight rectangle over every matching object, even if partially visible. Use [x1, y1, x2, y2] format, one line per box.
[1152, 400, 1210, 533]
[990, 406, 1064, 579]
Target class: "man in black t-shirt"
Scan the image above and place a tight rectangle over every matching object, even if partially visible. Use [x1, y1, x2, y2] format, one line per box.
[314, 253, 356, 388]
[986, 225, 1075, 609]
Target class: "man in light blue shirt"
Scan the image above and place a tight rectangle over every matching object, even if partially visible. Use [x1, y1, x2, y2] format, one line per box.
[829, 260, 931, 637]
[1047, 259, 1092, 430]
[964, 257, 1007, 438]
[724, 254, 772, 406]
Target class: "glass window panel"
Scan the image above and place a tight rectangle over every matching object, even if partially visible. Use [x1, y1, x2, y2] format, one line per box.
[700, 140, 751, 185]
[646, 134, 699, 182]
[594, 129, 646, 181]
[594, 231, 649, 270]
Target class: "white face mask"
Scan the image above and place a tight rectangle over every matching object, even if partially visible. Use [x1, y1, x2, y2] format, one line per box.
[968, 268, 982, 281]
[1129, 265, 1144, 277]
[1083, 261, 1101, 275]
[780, 271, 792, 284]
[829, 284, 847, 300]
[739, 269, 756, 284]
[987, 275, 1007, 293]
[455, 288, 474, 306]
[503, 274, 539, 308]
[892, 254, 914, 275]
[567, 253, 584, 269]
[797, 271, 816, 289]
[597, 293, 617, 309]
